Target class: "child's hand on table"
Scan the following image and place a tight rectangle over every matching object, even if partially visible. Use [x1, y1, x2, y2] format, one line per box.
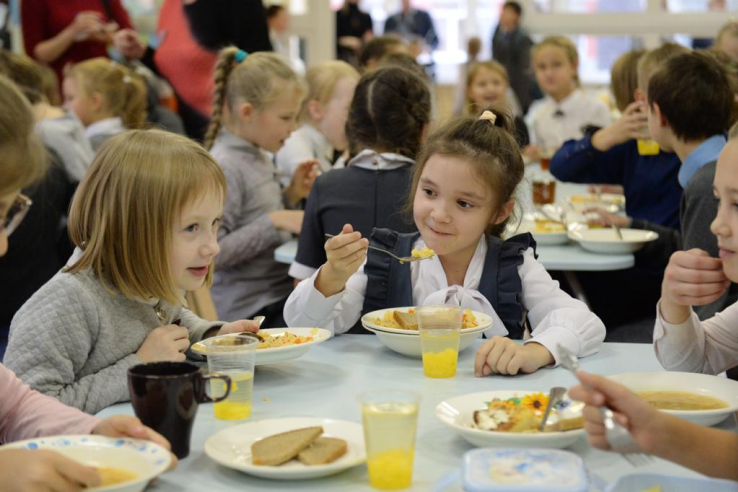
[474, 337, 554, 376]
[315, 223, 368, 297]
[218, 319, 261, 336]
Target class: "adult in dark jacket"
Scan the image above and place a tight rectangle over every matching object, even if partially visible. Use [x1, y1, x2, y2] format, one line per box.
[384, 0, 438, 50]
[336, 0, 374, 67]
[491, 1, 535, 114]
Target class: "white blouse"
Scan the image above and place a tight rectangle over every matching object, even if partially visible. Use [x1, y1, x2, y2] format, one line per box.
[654, 301, 738, 375]
[283, 236, 606, 364]
[85, 117, 125, 139]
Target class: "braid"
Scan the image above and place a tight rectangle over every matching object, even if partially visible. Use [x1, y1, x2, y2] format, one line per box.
[204, 47, 239, 150]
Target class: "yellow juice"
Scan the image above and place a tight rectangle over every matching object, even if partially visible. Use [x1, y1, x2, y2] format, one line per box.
[211, 371, 253, 420]
[362, 402, 418, 490]
[420, 329, 460, 378]
[637, 139, 660, 155]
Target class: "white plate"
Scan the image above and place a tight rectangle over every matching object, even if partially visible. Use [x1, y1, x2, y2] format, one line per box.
[435, 391, 586, 449]
[364, 326, 482, 358]
[567, 193, 625, 213]
[608, 372, 738, 427]
[568, 228, 658, 254]
[509, 220, 569, 245]
[361, 307, 493, 335]
[191, 328, 332, 366]
[204, 417, 365, 480]
[0, 435, 172, 492]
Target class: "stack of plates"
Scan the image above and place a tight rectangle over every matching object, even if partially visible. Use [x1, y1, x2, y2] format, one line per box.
[360, 307, 493, 358]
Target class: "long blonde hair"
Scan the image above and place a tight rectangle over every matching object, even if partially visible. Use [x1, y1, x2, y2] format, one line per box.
[532, 36, 580, 86]
[0, 75, 47, 196]
[204, 49, 307, 149]
[299, 60, 359, 123]
[464, 61, 509, 115]
[66, 130, 227, 305]
[65, 58, 147, 129]
[610, 49, 645, 112]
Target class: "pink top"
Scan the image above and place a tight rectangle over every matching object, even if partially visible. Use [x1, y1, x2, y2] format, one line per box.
[653, 301, 738, 375]
[0, 364, 99, 443]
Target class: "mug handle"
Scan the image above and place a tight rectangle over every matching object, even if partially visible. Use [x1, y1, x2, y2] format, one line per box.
[199, 373, 232, 403]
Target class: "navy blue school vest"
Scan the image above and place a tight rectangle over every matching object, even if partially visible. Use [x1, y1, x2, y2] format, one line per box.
[352, 228, 537, 337]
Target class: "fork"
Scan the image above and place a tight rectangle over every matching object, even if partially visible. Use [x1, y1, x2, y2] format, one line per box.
[611, 223, 624, 240]
[557, 345, 653, 467]
[324, 234, 433, 264]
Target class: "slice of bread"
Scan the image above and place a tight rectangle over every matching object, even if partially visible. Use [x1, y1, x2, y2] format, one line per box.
[392, 311, 418, 330]
[251, 426, 323, 466]
[297, 437, 348, 465]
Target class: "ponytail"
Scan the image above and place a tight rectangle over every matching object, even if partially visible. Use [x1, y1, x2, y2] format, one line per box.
[204, 47, 240, 150]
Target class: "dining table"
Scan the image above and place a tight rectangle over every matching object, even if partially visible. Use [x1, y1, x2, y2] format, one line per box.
[98, 336, 737, 491]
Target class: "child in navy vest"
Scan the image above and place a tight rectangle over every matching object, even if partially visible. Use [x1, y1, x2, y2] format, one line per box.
[284, 110, 606, 377]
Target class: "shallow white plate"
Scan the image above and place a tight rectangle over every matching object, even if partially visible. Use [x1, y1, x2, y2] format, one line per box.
[204, 417, 365, 480]
[361, 307, 493, 335]
[435, 391, 586, 449]
[0, 435, 172, 492]
[509, 219, 569, 246]
[568, 228, 658, 254]
[608, 372, 738, 426]
[364, 326, 482, 358]
[191, 328, 332, 366]
[567, 193, 625, 213]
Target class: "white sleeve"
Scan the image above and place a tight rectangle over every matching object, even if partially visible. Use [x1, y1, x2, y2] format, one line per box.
[283, 263, 368, 335]
[518, 249, 606, 365]
[653, 301, 738, 375]
[592, 100, 612, 128]
[275, 132, 313, 188]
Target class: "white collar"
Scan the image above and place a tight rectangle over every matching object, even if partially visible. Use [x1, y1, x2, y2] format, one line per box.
[86, 117, 125, 138]
[346, 149, 414, 171]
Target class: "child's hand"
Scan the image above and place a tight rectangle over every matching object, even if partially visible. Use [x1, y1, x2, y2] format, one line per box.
[68, 11, 103, 41]
[113, 28, 146, 60]
[268, 210, 304, 235]
[285, 160, 319, 205]
[0, 449, 100, 491]
[315, 224, 368, 297]
[136, 325, 190, 363]
[660, 249, 730, 324]
[218, 319, 261, 336]
[592, 102, 649, 151]
[93, 416, 177, 471]
[474, 337, 554, 376]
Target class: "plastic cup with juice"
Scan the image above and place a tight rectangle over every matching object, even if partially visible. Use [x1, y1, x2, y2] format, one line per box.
[417, 305, 462, 378]
[359, 390, 420, 490]
[199, 334, 258, 420]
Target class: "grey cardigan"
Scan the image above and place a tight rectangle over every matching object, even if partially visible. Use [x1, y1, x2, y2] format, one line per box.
[5, 255, 223, 414]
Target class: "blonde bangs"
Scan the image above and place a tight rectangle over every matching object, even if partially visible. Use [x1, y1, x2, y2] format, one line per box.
[66, 130, 226, 305]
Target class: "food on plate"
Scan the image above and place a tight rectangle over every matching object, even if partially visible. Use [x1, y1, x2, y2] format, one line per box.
[372, 308, 479, 330]
[258, 330, 316, 349]
[636, 391, 728, 411]
[251, 427, 347, 466]
[411, 247, 435, 260]
[533, 220, 566, 233]
[96, 467, 138, 486]
[297, 437, 348, 465]
[471, 393, 584, 433]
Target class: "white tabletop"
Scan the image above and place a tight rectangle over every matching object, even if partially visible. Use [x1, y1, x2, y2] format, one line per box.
[98, 337, 735, 491]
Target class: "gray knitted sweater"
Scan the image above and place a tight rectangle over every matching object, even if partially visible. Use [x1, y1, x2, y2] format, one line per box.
[4, 253, 223, 414]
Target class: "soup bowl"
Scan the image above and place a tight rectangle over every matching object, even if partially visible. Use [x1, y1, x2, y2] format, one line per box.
[608, 372, 738, 426]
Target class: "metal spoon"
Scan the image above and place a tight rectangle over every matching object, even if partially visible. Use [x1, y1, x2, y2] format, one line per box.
[324, 233, 434, 264]
[236, 316, 265, 342]
[612, 224, 624, 240]
[539, 386, 567, 432]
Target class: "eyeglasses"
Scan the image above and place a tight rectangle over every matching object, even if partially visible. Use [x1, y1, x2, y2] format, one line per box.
[2, 194, 32, 237]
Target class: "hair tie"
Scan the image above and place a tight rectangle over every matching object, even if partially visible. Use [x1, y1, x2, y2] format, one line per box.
[122, 75, 132, 84]
[479, 110, 497, 125]
[234, 50, 248, 64]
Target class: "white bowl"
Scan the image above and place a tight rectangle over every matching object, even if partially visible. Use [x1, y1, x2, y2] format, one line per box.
[436, 391, 586, 449]
[608, 372, 738, 426]
[0, 435, 172, 492]
[361, 307, 493, 335]
[364, 325, 483, 358]
[508, 219, 569, 245]
[568, 228, 658, 254]
[204, 417, 365, 480]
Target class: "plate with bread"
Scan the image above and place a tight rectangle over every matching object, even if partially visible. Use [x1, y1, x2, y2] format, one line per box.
[204, 417, 365, 480]
[436, 391, 586, 449]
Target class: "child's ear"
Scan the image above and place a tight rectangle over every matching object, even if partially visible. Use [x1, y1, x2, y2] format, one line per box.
[493, 199, 516, 225]
[652, 102, 668, 128]
[90, 92, 105, 113]
[307, 100, 323, 122]
[237, 101, 255, 121]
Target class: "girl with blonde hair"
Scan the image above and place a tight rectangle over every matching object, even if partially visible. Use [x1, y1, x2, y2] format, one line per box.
[205, 48, 312, 326]
[276, 60, 360, 186]
[63, 57, 147, 150]
[5, 129, 260, 414]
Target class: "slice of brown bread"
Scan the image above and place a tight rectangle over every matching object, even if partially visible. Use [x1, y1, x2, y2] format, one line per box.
[297, 437, 348, 465]
[251, 426, 323, 466]
[392, 311, 418, 330]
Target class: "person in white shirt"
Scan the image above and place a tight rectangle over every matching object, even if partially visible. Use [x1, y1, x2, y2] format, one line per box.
[525, 36, 611, 159]
[284, 109, 606, 376]
[654, 126, 738, 374]
[276, 61, 359, 187]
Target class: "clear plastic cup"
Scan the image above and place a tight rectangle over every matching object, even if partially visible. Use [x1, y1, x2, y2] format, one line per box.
[199, 335, 258, 420]
[359, 390, 420, 490]
[417, 305, 462, 378]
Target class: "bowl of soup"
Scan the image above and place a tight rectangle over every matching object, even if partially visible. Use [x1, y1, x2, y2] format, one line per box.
[608, 372, 738, 427]
[0, 435, 172, 491]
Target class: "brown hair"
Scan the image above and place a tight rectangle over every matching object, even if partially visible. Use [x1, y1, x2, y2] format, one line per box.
[610, 49, 645, 112]
[376, 52, 427, 79]
[464, 61, 509, 115]
[408, 106, 524, 238]
[648, 51, 735, 142]
[299, 60, 359, 123]
[204, 48, 306, 149]
[0, 50, 47, 104]
[532, 36, 580, 86]
[359, 36, 405, 68]
[636, 42, 689, 92]
[66, 130, 227, 305]
[346, 66, 431, 160]
[65, 58, 147, 129]
[0, 75, 47, 196]
[717, 21, 738, 46]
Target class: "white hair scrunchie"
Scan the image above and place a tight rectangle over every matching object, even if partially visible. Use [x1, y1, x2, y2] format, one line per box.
[479, 110, 497, 125]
